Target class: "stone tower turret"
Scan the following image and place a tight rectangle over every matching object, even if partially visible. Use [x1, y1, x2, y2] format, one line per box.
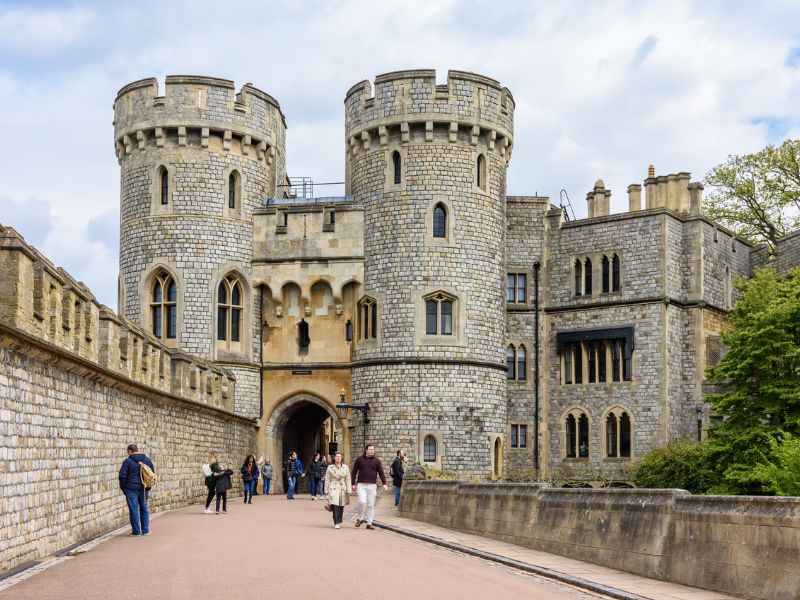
[114, 75, 287, 416]
[345, 70, 514, 475]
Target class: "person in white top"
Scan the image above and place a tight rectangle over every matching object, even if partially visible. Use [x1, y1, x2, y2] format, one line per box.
[202, 452, 220, 514]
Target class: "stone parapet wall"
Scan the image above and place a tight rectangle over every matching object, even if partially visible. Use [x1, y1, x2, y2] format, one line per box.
[399, 481, 800, 600]
[773, 229, 800, 274]
[0, 226, 236, 411]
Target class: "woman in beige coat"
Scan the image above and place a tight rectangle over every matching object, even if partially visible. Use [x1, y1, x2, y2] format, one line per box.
[324, 452, 351, 529]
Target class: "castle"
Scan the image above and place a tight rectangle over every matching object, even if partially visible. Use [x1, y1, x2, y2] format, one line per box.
[4, 69, 800, 508]
[112, 69, 800, 483]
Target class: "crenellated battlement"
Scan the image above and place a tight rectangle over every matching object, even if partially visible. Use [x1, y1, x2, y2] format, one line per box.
[113, 75, 286, 165]
[0, 225, 237, 412]
[344, 69, 514, 158]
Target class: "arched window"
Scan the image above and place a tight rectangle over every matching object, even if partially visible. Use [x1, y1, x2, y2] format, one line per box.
[433, 203, 447, 238]
[158, 166, 169, 205]
[424, 292, 454, 336]
[151, 271, 177, 339]
[565, 409, 590, 458]
[392, 151, 401, 185]
[584, 258, 593, 295]
[601, 256, 610, 293]
[217, 275, 243, 344]
[423, 435, 437, 462]
[476, 154, 487, 190]
[612, 254, 620, 292]
[574, 259, 582, 296]
[506, 345, 516, 380]
[358, 297, 377, 340]
[228, 171, 240, 210]
[605, 408, 632, 458]
[517, 344, 527, 381]
[345, 319, 353, 342]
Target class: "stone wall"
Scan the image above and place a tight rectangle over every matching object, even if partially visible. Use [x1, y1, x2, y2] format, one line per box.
[399, 481, 800, 600]
[0, 226, 257, 574]
[774, 229, 800, 275]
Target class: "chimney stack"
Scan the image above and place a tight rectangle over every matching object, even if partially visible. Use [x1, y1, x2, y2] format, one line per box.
[645, 164, 656, 209]
[592, 179, 611, 217]
[627, 183, 642, 211]
[688, 182, 704, 215]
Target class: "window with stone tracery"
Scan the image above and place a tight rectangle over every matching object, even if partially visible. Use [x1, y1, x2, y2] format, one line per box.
[604, 407, 632, 458]
[358, 296, 378, 340]
[565, 409, 590, 459]
[424, 292, 455, 336]
[151, 271, 177, 340]
[216, 274, 243, 350]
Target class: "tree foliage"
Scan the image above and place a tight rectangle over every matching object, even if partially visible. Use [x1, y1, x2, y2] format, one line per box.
[705, 266, 800, 494]
[631, 442, 715, 494]
[704, 139, 800, 249]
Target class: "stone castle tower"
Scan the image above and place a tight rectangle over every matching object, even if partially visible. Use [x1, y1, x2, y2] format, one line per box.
[345, 70, 515, 473]
[113, 76, 287, 416]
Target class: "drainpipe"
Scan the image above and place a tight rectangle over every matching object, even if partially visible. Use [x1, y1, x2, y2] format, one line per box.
[259, 286, 264, 419]
[533, 261, 541, 474]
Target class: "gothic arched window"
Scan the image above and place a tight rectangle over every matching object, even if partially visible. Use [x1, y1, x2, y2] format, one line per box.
[565, 409, 590, 458]
[423, 435, 437, 462]
[476, 153, 487, 190]
[602, 255, 610, 293]
[584, 258, 593, 295]
[358, 296, 377, 340]
[217, 274, 243, 344]
[158, 166, 169, 205]
[392, 151, 402, 185]
[574, 259, 582, 296]
[424, 292, 455, 336]
[228, 171, 240, 210]
[612, 254, 621, 292]
[151, 271, 177, 339]
[507, 344, 516, 380]
[517, 344, 527, 381]
[433, 203, 447, 238]
[605, 408, 632, 458]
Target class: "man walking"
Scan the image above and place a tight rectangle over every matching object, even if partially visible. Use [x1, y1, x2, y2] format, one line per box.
[351, 444, 387, 529]
[284, 451, 304, 500]
[390, 449, 406, 507]
[119, 443, 155, 536]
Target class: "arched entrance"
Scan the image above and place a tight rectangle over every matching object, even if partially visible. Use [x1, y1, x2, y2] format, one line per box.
[492, 436, 503, 479]
[264, 394, 346, 494]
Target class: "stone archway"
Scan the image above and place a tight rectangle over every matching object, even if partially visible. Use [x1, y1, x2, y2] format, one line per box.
[264, 393, 346, 494]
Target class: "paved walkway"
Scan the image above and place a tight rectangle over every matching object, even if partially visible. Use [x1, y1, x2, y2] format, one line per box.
[372, 503, 738, 600]
[0, 493, 615, 600]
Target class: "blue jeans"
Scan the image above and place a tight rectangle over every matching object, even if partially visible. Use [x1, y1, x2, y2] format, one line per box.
[244, 479, 256, 497]
[394, 485, 401, 507]
[310, 477, 322, 497]
[124, 488, 149, 535]
[287, 476, 297, 498]
[262, 478, 271, 495]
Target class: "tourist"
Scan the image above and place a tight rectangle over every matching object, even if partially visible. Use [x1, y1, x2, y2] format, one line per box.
[285, 451, 304, 499]
[202, 451, 221, 514]
[118, 443, 155, 536]
[351, 444, 388, 530]
[324, 451, 351, 529]
[318, 455, 327, 497]
[215, 464, 234, 514]
[390, 449, 406, 507]
[306, 452, 326, 500]
[261, 459, 273, 495]
[241, 454, 259, 504]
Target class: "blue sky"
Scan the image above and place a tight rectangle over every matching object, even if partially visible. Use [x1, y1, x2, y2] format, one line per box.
[1, 0, 799, 307]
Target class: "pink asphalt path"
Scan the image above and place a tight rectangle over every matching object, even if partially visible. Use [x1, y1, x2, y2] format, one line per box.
[2, 494, 605, 600]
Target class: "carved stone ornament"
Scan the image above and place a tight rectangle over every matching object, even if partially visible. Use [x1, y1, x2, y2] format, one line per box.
[274, 305, 283, 318]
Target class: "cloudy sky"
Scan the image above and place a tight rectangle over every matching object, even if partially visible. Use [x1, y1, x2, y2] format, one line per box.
[1, 0, 799, 307]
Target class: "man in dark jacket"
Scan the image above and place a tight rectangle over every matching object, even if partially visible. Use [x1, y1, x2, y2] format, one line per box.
[390, 449, 406, 507]
[306, 452, 326, 500]
[351, 444, 387, 529]
[119, 443, 155, 536]
[284, 452, 304, 500]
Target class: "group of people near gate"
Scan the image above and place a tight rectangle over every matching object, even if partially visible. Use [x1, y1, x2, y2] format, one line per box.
[118, 442, 407, 535]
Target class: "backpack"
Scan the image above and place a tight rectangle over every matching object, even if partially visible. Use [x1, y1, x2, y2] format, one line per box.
[139, 461, 157, 489]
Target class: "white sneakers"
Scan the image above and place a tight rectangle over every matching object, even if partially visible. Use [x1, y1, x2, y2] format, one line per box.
[335, 524, 340, 529]
[203, 509, 213, 514]
[311, 496, 317, 501]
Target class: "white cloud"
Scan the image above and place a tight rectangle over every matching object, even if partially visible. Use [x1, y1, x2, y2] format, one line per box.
[0, 5, 95, 56]
[0, 0, 799, 307]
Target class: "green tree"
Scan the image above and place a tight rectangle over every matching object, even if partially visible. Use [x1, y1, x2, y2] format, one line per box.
[705, 266, 800, 494]
[704, 139, 800, 249]
[631, 442, 715, 493]
[748, 434, 800, 496]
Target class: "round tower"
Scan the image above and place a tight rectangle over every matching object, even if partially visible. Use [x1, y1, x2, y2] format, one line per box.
[345, 70, 514, 475]
[114, 75, 287, 417]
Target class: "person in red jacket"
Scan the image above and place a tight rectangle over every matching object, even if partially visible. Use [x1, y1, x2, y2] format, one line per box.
[351, 444, 387, 530]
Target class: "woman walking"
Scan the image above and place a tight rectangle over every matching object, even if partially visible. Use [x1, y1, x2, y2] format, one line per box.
[324, 452, 351, 529]
[261, 459, 273, 495]
[202, 452, 221, 514]
[307, 452, 326, 500]
[241, 455, 259, 504]
[215, 464, 233, 514]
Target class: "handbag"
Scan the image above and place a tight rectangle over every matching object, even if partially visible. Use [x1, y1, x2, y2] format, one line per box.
[323, 499, 333, 512]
